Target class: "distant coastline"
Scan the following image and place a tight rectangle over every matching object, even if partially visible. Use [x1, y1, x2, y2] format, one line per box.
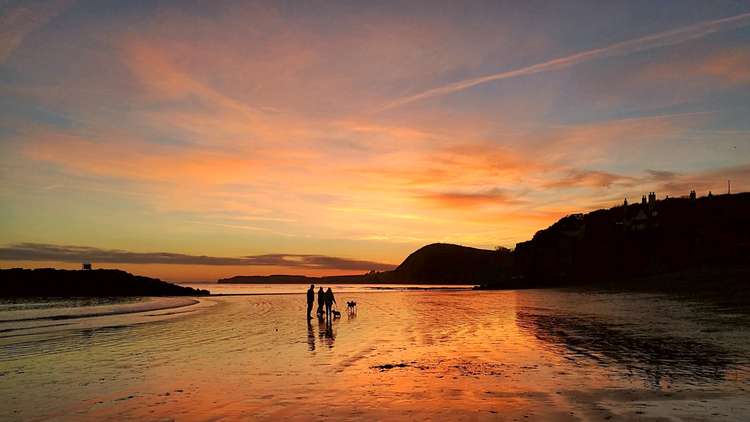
[1, 268, 210, 297]
[4, 192, 748, 299]
[221, 192, 750, 298]
[219, 243, 509, 285]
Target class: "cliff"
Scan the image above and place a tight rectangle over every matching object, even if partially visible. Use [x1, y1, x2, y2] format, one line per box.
[508, 192, 750, 288]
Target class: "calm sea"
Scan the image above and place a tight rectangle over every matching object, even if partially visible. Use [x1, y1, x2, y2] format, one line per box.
[179, 282, 474, 295]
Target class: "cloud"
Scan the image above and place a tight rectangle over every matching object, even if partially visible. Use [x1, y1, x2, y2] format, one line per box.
[379, 12, 750, 111]
[0, 0, 75, 63]
[645, 169, 677, 181]
[4, 2, 748, 259]
[0, 243, 396, 271]
[544, 170, 635, 189]
[421, 188, 523, 208]
[526, 111, 711, 166]
[647, 163, 750, 195]
[22, 130, 270, 185]
[638, 46, 750, 85]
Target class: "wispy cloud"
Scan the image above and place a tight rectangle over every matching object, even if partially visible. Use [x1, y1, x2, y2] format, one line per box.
[637, 46, 750, 85]
[0, 0, 75, 63]
[647, 164, 750, 194]
[544, 170, 635, 189]
[0, 243, 396, 271]
[645, 169, 677, 181]
[380, 12, 750, 111]
[420, 188, 523, 208]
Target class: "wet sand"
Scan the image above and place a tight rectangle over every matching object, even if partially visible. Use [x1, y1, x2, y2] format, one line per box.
[1, 289, 749, 421]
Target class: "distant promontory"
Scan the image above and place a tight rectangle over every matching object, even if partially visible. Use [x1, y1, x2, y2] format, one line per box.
[1, 268, 210, 297]
[219, 243, 511, 285]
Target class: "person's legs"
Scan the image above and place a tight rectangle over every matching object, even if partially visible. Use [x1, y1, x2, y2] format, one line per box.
[307, 302, 313, 319]
[325, 303, 332, 320]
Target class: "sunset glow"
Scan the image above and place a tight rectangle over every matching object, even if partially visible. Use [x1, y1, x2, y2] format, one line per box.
[2, 1, 750, 281]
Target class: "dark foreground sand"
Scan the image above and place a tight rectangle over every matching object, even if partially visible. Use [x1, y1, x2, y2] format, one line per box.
[1, 290, 748, 421]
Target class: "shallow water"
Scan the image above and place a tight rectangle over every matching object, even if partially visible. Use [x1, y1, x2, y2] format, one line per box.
[183, 282, 472, 295]
[1, 289, 749, 421]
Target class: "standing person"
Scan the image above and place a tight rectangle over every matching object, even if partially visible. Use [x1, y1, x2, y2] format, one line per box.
[306, 284, 315, 320]
[317, 287, 325, 319]
[324, 287, 336, 321]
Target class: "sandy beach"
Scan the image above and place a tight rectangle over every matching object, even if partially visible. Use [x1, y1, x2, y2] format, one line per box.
[1, 288, 749, 421]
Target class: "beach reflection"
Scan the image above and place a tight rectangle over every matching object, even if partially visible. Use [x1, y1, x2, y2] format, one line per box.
[318, 317, 336, 348]
[306, 320, 315, 351]
[515, 308, 737, 387]
[306, 316, 338, 352]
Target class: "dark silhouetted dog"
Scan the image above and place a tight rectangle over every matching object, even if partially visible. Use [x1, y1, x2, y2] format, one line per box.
[332, 309, 341, 318]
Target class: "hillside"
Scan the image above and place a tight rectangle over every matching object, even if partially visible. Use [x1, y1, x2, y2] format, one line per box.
[506, 192, 750, 288]
[387, 243, 511, 284]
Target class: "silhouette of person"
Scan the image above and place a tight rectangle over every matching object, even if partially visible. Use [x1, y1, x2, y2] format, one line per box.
[316, 287, 325, 319]
[324, 287, 336, 321]
[306, 284, 315, 320]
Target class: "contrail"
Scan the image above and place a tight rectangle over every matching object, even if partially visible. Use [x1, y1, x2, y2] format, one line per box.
[379, 12, 750, 111]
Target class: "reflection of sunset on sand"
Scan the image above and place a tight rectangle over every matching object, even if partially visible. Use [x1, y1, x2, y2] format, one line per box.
[2, 290, 748, 420]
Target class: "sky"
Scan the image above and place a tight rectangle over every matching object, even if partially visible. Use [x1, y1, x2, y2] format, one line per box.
[1, 0, 750, 282]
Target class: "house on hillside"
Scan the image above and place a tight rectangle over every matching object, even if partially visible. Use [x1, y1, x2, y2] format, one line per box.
[621, 192, 660, 232]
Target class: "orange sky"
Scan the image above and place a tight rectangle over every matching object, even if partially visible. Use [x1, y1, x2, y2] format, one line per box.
[2, 1, 750, 281]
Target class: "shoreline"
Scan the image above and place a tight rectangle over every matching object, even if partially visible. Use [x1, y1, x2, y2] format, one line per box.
[0, 296, 202, 323]
[207, 287, 476, 297]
